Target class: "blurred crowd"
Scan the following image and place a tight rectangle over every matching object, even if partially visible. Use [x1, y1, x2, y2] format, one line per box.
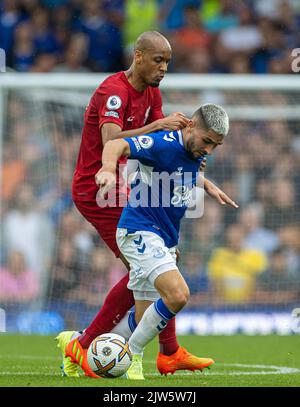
[1, 86, 300, 325]
[1, 0, 300, 74]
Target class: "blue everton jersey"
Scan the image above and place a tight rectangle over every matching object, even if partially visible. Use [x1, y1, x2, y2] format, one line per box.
[118, 130, 203, 248]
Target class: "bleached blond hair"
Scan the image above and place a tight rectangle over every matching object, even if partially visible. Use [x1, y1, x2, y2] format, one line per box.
[194, 104, 229, 137]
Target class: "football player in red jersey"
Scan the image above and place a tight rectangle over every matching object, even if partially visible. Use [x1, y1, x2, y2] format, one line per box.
[56, 31, 237, 378]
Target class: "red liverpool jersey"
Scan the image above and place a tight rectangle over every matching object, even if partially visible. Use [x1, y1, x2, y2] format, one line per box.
[72, 71, 164, 201]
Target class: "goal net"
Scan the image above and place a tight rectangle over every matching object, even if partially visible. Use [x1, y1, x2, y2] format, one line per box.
[1, 74, 299, 335]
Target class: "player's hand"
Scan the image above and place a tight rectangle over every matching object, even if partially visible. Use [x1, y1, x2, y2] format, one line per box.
[95, 168, 116, 199]
[200, 157, 207, 172]
[204, 179, 239, 208]
[156, 112, 190, 131]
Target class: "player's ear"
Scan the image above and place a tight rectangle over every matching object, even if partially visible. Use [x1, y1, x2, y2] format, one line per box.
[188, 119, 194, 128]
[135, 50, 143, 64]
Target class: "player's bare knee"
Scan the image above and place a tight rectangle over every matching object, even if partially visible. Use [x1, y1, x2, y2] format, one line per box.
[174, 292, 189, 311]
[177, 285, 190, 309]
[163, 286, 189, 313]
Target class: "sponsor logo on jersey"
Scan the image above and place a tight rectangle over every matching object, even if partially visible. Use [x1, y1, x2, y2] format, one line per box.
[127, 116, 135, 121]
[104, 111, 120, 118]
[106, 95, 122, 110]
[137, 135, 154, 149]
[171, 185, 192, 207]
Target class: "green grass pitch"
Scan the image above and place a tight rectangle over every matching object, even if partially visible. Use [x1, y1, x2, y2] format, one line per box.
[0, 334, 299, 387]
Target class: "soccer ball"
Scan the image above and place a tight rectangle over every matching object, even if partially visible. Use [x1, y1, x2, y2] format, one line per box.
[87, 333, 132, 378]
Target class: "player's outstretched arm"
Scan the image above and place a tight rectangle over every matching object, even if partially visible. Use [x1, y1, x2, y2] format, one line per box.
[197, 175, 239, 209]
[101, 113, 189, 145]
[95, 139, 131, 198]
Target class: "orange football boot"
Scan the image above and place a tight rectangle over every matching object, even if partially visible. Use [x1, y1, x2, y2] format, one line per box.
[157, 346, 214, 375]
[65, 338, 100, 379]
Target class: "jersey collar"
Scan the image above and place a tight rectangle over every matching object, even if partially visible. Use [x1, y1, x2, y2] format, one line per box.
[177, 130, 183, 146]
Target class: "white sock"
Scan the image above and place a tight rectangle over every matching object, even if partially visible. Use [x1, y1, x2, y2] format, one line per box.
[128, 299, 175, 355]
[111, 310, 137, 341]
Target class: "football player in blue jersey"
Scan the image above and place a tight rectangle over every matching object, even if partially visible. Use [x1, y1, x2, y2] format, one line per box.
[96, 104, 238, 379]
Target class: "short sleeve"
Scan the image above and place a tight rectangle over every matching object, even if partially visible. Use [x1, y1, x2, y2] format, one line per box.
[97, 83, 129, 130]
[146, 89, 164, 124]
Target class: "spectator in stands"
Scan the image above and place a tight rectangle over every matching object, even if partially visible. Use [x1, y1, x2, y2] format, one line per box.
[102, 0, 125, 28]
[75, 0, 123, 71]
[38, 168, 73, 225]
[0, 250, 40, 304]
[264, 178, 300, 230]
[12, 21, 35, 72]
[123, 0, 159, 47]
[50, 240, 81, 301]
[233, 153, 255, 205]
[219, 4, 262, 52]
[66, 247, 126, 308]
[252, 247, 300, 305]
[30, 52, 57, 72]
[254, 178, 273, 215]
[0, 0, 23, 61]
[181, 252, 211, 308]
[181, 200, 224, 264]
[169, 5, 211, 72]
[31, 6, 60, 54]
[238, 203, 280, 256]
[253, 0, 283, 20]
[251, 18, 288, 74]
[209, 35, 231, 73]
[268, 53, 292, 74]
[8, 118, 56, 194]
[219, 180, 239, 226]
[53, 33, 90, 72]
[200, 0, 238, 33]
[158, 0, 200, 32]
[278, 224, 300, 277]
[246, 129, 279, 179]
[185, 49, 212, 73]
[3, 183, 55, 295]
[208, 224, 268, 304]
[1, 142, 27, 203]
[278, 0, 300, 48]
[228, 53, 251, 74]
[291, 136, 300, 200]
[51, 4, 73, 52]
[58, 209, 95, 265]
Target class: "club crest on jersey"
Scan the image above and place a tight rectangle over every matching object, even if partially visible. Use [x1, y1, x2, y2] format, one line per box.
[106, 95, 122, 110]
[137, 135, 154, 149]
[152, 247, 166, 259]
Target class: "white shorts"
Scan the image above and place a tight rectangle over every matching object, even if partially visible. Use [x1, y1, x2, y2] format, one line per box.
[116, 228, 178, 301]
